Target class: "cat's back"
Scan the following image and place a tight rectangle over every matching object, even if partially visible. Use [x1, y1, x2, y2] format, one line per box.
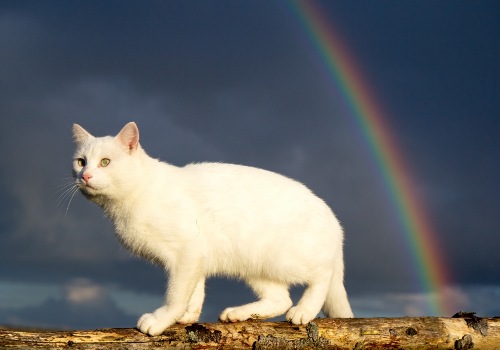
[183, 162, 308, 193]
[181, 162, 330, 213]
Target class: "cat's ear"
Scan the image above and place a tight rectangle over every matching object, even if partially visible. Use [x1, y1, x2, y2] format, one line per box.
[72, 124, 94, 144]
[116, 122, 139, 153]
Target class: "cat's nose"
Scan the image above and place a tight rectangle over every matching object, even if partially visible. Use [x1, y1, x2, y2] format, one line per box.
[82, 173, 93, 184]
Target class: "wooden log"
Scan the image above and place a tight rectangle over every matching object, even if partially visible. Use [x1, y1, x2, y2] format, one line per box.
[1, 315, 499, 349]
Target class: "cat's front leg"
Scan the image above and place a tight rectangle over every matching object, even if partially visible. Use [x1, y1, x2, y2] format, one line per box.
[137, 265, 203, 335]
[177, 277, 205, 324]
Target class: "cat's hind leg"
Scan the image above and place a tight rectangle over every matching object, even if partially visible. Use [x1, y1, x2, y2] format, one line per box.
[286, 277, 330, 324]
[219, 279, 292, 322]
[178, 277, 205, 324]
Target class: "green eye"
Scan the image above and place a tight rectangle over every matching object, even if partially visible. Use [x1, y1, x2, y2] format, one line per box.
[100, 158, 110, 167]
[76, 158, 86, 167]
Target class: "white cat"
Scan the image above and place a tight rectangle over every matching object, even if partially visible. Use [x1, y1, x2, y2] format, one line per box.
[72, 122, 353, 335]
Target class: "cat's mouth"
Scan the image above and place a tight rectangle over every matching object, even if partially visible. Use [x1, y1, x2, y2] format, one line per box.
[78, 182, 98, 195]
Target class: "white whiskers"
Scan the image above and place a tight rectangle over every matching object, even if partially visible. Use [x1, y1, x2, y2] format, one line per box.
[52, 178, 80, 217]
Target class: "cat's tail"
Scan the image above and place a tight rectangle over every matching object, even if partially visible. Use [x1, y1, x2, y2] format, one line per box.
[322, 250, 354, 318]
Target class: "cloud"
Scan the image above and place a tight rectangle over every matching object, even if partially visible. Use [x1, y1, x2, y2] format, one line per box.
[0, 281, 61, 309]
[0, 278, 136, 329]
[350, 285, 500, 318]
[64, 278, 107, 305]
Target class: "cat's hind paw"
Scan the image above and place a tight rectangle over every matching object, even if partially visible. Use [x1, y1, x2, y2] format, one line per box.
[286, 306, 316, 325]
[219, 307, 252, 323]
[177, 310, 201, 324]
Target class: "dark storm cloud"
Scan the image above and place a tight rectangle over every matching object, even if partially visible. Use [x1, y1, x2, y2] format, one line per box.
[0, 0, 499, 328]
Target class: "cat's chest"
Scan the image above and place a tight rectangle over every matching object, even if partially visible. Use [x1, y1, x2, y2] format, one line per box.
[107, 208, 165, 259]
[108, 206, 189, 266]
[114, 216, 147, 248]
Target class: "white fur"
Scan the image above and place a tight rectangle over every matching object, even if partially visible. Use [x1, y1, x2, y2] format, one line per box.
[72, 122, 353, 335]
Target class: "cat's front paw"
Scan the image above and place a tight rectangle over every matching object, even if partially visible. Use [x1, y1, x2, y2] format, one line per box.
[137, 307, 176, 336]
[286, 306, 316, 325]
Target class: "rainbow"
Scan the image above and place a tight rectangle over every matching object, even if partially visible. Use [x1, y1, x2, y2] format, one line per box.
[290, 0, 454, 316]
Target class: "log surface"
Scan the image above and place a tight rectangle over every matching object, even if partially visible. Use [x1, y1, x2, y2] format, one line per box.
[1, 316, 499, 349]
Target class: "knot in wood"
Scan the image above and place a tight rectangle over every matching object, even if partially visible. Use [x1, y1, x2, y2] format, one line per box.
[185, 324, 222, 343]
[405, 327, 418, 336]
[455, 334, 474, 350]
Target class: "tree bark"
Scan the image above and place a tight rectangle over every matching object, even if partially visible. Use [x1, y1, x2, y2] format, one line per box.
[1, 316, 499, 349]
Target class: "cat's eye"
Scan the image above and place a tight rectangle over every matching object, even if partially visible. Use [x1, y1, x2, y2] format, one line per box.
[100, 158, 110, 167]
[76, 158, 86, 167]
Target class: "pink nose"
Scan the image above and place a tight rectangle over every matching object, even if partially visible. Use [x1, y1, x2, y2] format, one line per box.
[82, 173, 93, 183]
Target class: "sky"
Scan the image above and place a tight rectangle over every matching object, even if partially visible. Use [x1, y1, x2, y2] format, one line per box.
[0, 0, 499, 330]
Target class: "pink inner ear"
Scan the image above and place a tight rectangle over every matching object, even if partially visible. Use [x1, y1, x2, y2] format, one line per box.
[117, 122, 139, 152]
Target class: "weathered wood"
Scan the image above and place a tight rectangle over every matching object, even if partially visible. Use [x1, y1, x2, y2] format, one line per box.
[1, 316, 499, 349]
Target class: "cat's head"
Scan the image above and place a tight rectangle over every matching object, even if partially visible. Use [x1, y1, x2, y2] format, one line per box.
[72, 122, 142, 202]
